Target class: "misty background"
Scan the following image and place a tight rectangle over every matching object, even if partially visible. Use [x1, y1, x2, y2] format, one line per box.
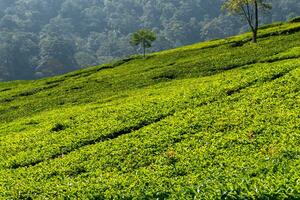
[0, 0, 299, 81]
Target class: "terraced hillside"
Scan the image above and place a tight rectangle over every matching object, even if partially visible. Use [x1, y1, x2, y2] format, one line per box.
[0, 21, 300, 199]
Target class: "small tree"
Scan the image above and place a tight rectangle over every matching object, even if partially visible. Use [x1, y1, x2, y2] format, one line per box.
[223, 0, 271, 43]
[130, 29, 156, 57]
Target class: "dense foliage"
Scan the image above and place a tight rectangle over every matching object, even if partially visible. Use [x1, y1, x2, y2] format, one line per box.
[0, 21, 300, 199]
[0, 0, 300, 81]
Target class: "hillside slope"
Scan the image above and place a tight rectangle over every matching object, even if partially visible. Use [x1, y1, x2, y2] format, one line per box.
[0, 21, 300, 199]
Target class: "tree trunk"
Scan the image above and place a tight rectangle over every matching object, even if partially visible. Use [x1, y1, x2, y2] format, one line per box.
[252, 29, 257, 43]
[142, 39, 146, 58]
[252, 0, 259, 43]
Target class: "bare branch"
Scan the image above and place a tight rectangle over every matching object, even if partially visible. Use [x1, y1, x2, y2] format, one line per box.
[240, 5, 255, 31]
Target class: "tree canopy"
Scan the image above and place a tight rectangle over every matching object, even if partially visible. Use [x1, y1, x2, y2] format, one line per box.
[130, 29, 156, 57]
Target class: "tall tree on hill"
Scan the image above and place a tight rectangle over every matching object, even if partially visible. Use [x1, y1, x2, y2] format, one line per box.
[223, 0, 272, 43]
[130, 29, 156, 58]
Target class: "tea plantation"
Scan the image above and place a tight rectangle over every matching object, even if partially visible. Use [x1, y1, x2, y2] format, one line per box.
[0, 21, 300, 199]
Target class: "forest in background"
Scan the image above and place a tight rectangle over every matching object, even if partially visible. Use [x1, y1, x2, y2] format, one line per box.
[0, 0, 299, 81]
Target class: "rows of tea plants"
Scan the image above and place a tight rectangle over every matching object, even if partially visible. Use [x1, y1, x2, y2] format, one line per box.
[0, 57, 300, 198]
[0, 21, 300, 199]
[0, 58, 299, 170]
[0, 22, 300, 124]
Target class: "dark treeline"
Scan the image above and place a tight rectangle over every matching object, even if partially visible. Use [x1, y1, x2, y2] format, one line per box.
[0, 0, 299, 81]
